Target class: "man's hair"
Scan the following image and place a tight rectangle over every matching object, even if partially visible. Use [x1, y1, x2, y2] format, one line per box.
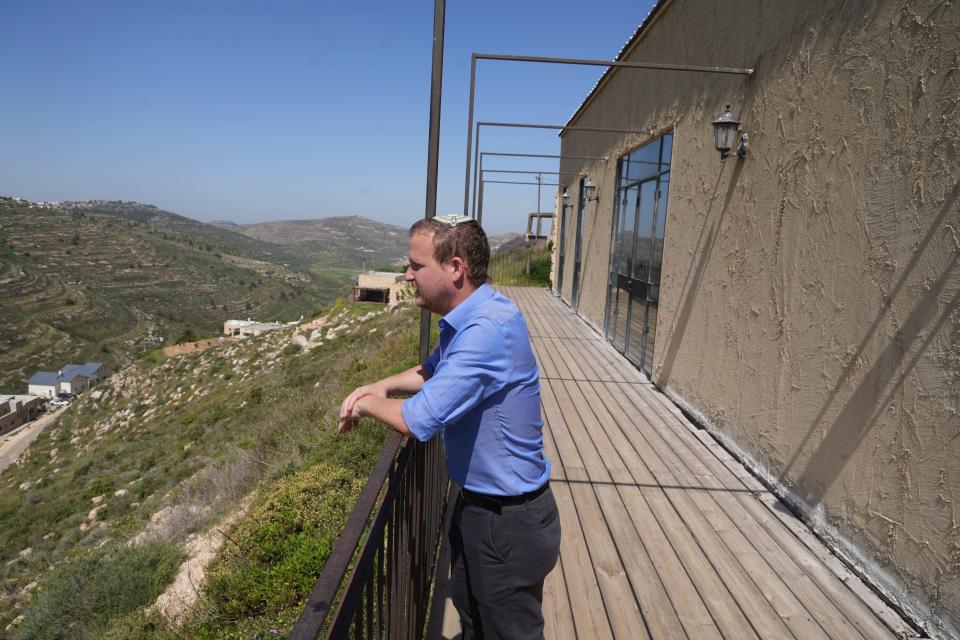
[409, 218, 490, 286]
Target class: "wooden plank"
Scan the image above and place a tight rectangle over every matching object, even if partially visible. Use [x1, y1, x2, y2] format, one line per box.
[567, 480, 652, 640]
[609, 383, 839, 640]
[557, 380, 700, 640]
[543, 337, 574, 380]
[623, 385, 894, 639]
[639, 391, 903, 639]
[582, 381, 756, 640]
[541, 423, 573, 639]
[542, 410, 616, 639]
[544, 388, 651, 639]
[530, 336, 557, 380]
[542, 545, 577, 640]
[549, 337, 587, 380]
[570, 337, 626, 383]
[560, 338, 608, 382]
[594, 483, 700, 640]
[575, 339, 621, 382]
[586, 382, 797, 639]
[541, 382, 588, 483]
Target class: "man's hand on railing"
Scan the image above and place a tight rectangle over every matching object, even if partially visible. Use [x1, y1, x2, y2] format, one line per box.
[339, 394, 413, 437]
[338, 382, 387, 433]
[338, 365, 430, 434]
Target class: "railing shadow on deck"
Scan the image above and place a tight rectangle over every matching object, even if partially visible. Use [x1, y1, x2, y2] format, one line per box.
[291, 432, 450, 640]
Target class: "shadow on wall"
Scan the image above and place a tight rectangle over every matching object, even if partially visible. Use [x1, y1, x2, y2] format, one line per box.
[657, 159, 744, 386]
[784, 184, 960, 504]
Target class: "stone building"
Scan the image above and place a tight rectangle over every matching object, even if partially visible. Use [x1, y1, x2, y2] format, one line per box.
[551, 1, 959, 636]
[353, 271, 410, 304]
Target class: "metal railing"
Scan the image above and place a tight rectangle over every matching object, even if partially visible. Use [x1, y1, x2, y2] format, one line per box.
[291, 433, 450, 639]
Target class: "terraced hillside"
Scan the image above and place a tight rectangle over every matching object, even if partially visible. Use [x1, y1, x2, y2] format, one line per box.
[0, 300, 422, 638]
[0, 198, 356, 393]
[213, 216, 410, 272]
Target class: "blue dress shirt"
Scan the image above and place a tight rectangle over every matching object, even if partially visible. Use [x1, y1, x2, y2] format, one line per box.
[401, 284, 551, 496]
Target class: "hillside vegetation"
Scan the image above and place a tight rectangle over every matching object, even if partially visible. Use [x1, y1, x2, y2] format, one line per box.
[0, 198, 373, 392]
[1, 298, 423, 638]
[489, 238, 552, 287]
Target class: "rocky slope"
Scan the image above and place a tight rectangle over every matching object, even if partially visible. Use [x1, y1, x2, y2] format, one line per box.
[1, 297, 422, 638]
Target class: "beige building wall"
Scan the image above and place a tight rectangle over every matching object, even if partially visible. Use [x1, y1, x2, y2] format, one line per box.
[556, 0, 960, 635]
[58, 375, 87, 395]
[0, 396, 42, 435]
[356, 272, 410, 304]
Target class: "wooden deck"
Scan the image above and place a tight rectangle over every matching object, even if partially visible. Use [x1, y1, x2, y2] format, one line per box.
[439, 286, 919, 640]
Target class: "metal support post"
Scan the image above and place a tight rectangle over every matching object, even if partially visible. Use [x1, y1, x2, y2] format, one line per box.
[420, 0, 445, 364]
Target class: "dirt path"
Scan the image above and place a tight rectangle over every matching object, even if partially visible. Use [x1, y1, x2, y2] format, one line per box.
[151, 502, 249, 621]
[0, 407, 65, 474]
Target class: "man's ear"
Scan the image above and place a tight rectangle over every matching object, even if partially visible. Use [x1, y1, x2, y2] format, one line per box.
[447, 256, 467, 285]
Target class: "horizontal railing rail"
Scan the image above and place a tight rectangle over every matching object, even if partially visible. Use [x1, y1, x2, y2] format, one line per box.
[291, 432, 449, 639]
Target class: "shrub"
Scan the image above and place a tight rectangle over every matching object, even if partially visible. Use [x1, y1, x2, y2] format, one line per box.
[12, 541, 182, 640]
[199, 463, 363, 628]
[529, 255, 552, 285]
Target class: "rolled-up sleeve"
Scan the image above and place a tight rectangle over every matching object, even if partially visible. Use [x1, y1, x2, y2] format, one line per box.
[401, 318, 510, 442]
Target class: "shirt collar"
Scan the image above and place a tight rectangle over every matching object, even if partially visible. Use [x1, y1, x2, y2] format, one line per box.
[440, 283, 494, 332]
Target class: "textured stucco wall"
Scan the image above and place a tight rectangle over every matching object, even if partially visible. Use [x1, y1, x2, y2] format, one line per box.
[558, 0, 960, 635]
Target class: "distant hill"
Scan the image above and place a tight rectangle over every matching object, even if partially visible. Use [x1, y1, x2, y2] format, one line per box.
[211, 216, 409, 272]
[488, 232, 523, 250]
[0, 198, 356, 392]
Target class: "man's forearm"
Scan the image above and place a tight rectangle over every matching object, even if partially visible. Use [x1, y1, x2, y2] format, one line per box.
[357, 396, 411, 437]
[380, 364, 429, 395]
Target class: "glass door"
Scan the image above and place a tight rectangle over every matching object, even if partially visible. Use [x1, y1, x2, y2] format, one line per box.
[604, 134, 672, 377]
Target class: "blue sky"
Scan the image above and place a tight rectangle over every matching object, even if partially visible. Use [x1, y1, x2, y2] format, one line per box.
[1, 1, 656, 234]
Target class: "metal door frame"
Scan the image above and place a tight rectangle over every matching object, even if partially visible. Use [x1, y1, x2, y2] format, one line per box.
[570, 177, 587, 309]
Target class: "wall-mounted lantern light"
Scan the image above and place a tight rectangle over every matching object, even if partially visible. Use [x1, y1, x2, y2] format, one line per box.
[583, 178, 598, 201]
[713, 105, 748, 160]
[561, 188, 570, 204]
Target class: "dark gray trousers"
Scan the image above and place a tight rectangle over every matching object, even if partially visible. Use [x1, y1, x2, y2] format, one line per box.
[448, 486, 561, 640]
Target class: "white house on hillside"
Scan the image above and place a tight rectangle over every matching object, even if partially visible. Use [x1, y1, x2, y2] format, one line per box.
[223, 319, 285, 338]
[27, 372, 60, 398]
[26, 362, 111, 397]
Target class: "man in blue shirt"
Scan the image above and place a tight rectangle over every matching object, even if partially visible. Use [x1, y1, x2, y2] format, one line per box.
[339, 216, 560, 640]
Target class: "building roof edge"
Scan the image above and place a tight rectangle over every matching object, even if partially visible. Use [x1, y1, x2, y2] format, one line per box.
[561, 0, 673, 136]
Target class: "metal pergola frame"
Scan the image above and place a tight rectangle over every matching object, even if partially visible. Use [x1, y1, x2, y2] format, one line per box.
[478, 168, 578, 224]
[471, 120, 655, 220]
[478, 172, 564, 225]
[462, 52, 755, 218]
